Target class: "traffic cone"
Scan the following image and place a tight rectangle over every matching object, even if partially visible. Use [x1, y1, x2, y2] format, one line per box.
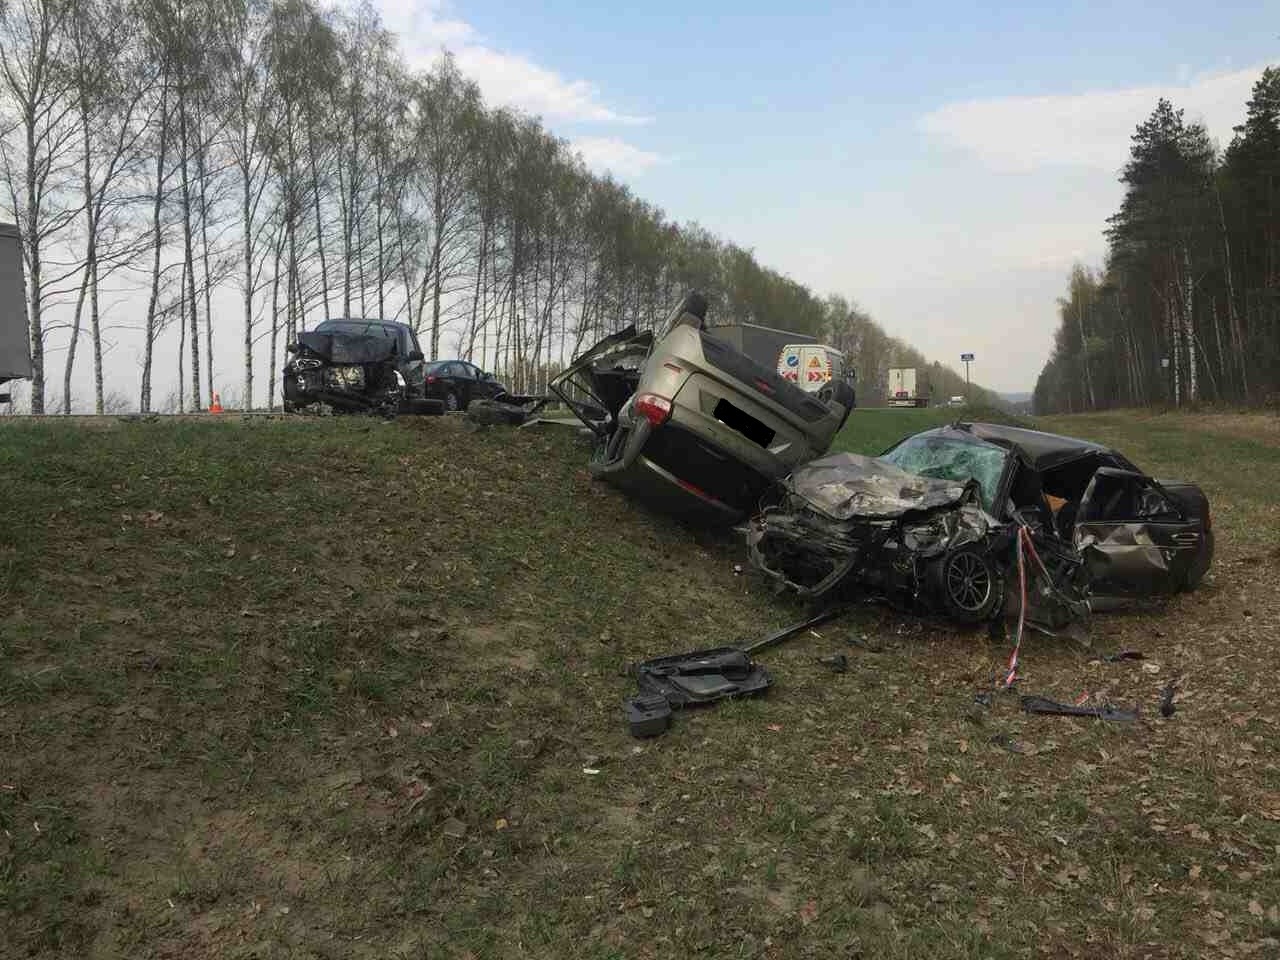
[209, 392, 224, 414]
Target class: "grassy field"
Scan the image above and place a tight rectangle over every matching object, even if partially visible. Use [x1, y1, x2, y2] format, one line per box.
[2, 409, 1278, 958]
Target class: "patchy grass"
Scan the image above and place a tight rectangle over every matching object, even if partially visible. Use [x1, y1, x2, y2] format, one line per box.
[1, 411, 1278, 959]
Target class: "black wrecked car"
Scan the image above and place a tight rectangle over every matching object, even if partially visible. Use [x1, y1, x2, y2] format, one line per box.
[282, 318, 442, 416]
[748, 422, 1213, 629]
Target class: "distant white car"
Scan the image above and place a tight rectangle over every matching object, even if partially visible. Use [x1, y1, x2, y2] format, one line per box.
[948, 395, 966, 407]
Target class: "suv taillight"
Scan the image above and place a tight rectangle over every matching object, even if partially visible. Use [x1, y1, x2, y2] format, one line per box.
[634, 393, 672, 428]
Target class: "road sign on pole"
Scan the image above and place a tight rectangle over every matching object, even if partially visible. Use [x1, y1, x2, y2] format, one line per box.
[961, 353, 974, 401]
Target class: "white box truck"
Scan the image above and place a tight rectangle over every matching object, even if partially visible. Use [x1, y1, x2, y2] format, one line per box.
[887, 367, 928, 407]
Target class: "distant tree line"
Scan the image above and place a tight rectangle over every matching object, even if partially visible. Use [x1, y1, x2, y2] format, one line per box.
[1, 0, 994, 415]
[1035, 68, 1280, 413]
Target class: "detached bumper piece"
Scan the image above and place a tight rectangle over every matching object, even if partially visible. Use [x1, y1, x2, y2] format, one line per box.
[625, 646, 772, 738]
[466, 394, 549, 426]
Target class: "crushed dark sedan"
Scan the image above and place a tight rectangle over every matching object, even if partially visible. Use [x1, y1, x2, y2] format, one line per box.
[747, 422, 1213, 630]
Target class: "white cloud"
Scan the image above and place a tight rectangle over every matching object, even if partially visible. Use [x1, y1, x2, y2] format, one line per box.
[376, 0, 650, 126]
[570, 136, 664, 177]
[920, 64, 1265, 173]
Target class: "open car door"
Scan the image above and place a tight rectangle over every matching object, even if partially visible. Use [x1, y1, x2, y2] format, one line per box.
[548, 325, 653, 438]
[1073, 466, 1204, 596]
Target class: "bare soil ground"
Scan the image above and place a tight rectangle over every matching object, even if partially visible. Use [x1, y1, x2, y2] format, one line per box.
[1, 411, 1278, 959]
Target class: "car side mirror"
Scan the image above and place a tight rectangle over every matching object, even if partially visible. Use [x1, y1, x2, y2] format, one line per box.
[286, 342, 299, 354]
[407, 349, 424, 362]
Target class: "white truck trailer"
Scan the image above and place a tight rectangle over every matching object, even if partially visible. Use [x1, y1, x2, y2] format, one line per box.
[0, 223, 30, 404]
[887, 367, 928, 407]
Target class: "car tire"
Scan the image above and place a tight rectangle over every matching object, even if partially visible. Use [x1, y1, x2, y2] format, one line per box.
[444, 390, 460, 413]
[927, 543, 1004, 625]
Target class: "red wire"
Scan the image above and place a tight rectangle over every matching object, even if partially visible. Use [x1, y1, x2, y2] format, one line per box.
[1002, 526, 1028, 688]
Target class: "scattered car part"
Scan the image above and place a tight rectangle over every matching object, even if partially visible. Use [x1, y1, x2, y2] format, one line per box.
[1019, 695, 1139, 722]
[623, 607, 847, 736]
[549, 291, 855, 524]
[465, 394, 550, 427]
[816, 653, 848, 673]
[626, 694, 673, 738]
[739, 605, 848, 654]
[1159, 679, 1178, 718]
[1101, 649, 1145, 663]
[633, 646, 772, 708]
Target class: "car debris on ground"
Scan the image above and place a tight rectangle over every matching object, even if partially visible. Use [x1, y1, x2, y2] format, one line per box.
[1019, 694, 1140, 722]
[464, 394, 550, 427]
[623, 607, 847, 737]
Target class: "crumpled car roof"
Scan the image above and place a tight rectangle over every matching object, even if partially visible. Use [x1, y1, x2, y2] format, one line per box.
[944, 422, 1124, 472]
[297, 331, 399, 365]
[785, 451, 977, 521]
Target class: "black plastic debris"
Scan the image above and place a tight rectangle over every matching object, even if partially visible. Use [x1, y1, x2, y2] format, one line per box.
[623, 608, 848, 737]
[465, 394, 549, 427]
[626, 694, 673, 737]
[1101, 649, 1145, 663]
[817, 653, 848, 673]
[1159, 679, 1178, 718]
[634, 647, 772, 708]
[1020, 694, 1139, 722]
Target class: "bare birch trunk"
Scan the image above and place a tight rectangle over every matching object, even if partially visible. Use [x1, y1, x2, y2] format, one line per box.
[177, 77, 201, 410]
[63, 267, 89, 414]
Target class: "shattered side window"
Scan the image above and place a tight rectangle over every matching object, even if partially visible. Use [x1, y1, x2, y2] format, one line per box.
[880, 436, 1007, 512]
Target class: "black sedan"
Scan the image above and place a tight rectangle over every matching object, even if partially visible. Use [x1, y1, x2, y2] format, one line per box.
[748, 422, 1213, 628]
[422, 359, 509, 412]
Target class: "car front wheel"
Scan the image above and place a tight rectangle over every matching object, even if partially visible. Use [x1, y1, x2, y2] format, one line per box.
[928, 543, 1004, 625]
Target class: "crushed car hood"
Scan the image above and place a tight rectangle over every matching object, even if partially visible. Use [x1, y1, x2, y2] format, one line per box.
[296, 330, 399, 364]
[782, 451, 979, 521]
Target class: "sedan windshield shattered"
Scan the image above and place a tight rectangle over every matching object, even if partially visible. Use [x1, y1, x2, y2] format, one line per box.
[880, 435, 1007, 512]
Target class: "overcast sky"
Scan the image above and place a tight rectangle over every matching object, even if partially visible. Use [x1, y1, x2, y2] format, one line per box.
[373, 0, 1276, 393]
[8, 0, 1276, 409]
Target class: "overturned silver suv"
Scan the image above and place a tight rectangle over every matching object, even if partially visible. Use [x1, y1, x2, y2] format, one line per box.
[550, 292, 856, 523]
